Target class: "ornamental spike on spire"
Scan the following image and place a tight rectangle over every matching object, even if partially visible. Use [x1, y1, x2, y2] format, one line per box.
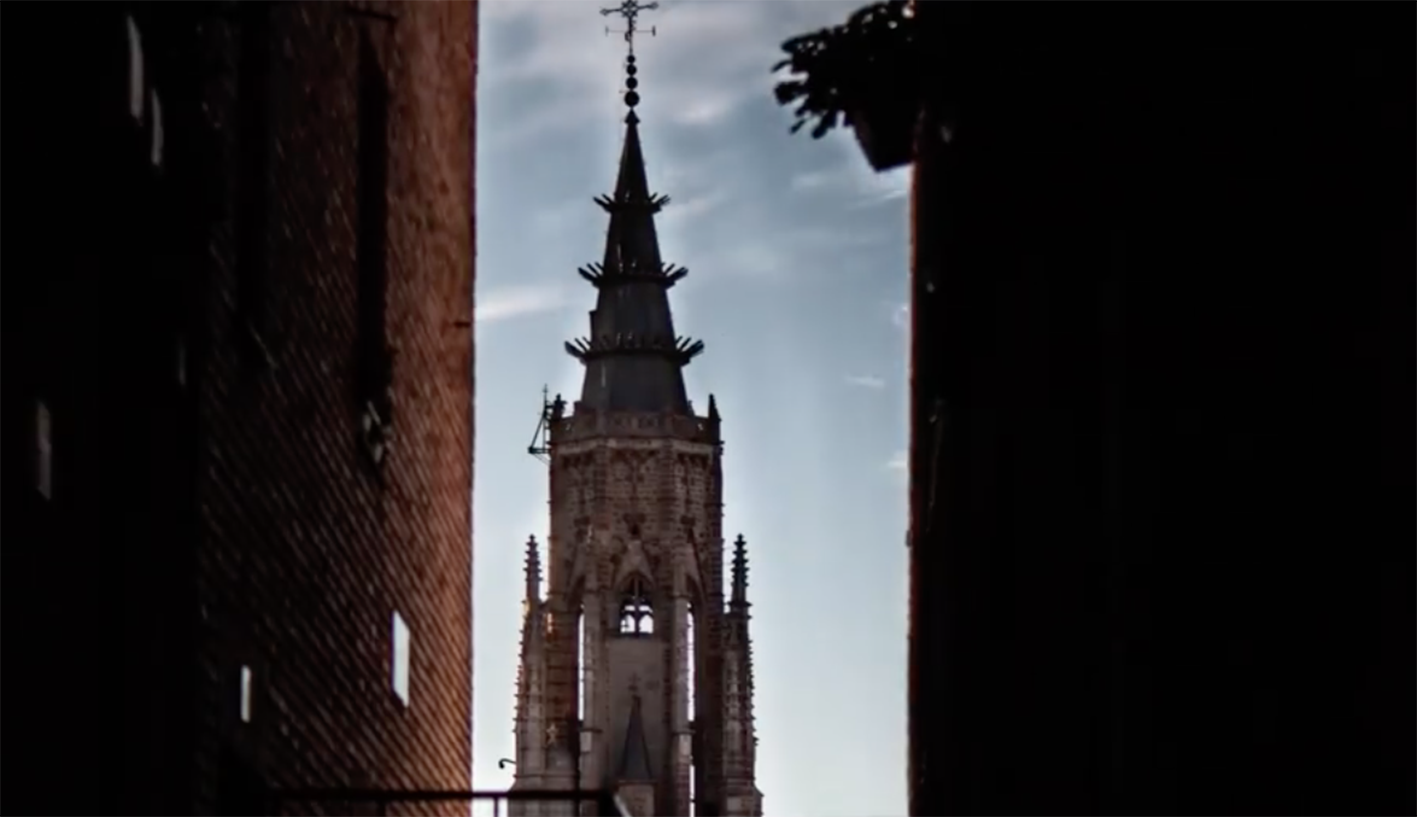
[601, 1, 659, 56]
[600, 0, 657, 124]
[524, 535, 542, 603]
[731, 533, 750, 607]
[566, 3, 706, 416]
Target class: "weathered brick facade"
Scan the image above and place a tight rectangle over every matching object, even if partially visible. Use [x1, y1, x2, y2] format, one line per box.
[3, 2, 477, 814]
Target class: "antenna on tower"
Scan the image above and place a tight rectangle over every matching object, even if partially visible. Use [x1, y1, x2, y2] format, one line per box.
[526, 385, 561, 465]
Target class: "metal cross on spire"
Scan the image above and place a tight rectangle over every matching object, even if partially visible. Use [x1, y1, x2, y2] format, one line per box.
[601, 0, 659, 54]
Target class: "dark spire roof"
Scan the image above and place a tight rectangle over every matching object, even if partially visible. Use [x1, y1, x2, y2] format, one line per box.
[617, 689, 655, 781]
[564, 53, 703, 416]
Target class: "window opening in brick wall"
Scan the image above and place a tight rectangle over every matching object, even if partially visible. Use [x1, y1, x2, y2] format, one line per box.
[126, 16, 144, 121]
[391, 611, 411, 706]
[618, 576, 653, 636]
[150, 89, 164, 167]
[356, 31, 393, 464]
[35, 400, 52, 499]
[239, 665, 253, 723]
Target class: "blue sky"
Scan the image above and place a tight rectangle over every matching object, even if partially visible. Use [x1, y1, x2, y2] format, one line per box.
[473, 3, 911, 814]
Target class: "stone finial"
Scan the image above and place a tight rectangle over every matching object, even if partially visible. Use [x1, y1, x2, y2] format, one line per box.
[731, 534, 749, 607]
[707, 393, 722, 443]
[525, 535, 542, 602]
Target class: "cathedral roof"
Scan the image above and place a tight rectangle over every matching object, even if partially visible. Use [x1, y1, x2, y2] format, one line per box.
[564, 53, 703, 416]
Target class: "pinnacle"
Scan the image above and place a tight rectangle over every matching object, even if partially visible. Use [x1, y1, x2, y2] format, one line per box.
[731, 534, 750, 606]
[524, 535, 542, 601]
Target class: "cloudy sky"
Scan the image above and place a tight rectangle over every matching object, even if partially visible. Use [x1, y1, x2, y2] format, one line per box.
[473, 2, 910, 814]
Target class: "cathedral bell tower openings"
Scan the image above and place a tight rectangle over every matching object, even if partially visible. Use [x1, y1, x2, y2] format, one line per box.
[687, 602, 699, 816]
[618, 576, 655, 636]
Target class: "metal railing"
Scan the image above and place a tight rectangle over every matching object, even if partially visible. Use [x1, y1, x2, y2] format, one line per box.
[265, 787, 630, 817]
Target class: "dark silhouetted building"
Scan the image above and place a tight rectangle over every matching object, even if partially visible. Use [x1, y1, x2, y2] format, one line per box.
[783, 2, 1415, 815]
[3, 2, 478, 814]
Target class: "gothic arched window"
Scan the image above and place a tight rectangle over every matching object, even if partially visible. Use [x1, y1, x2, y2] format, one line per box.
[618, 576, 654, 636]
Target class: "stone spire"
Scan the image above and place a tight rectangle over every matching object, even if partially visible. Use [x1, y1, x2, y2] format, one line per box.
[524, 535, 542, 604]
[564, 42, 704, 416]
[731, 533, 750, 608]
[706, 393, 722, 441]
[513, 537, 549, 778]
[722, 533, 761, 814]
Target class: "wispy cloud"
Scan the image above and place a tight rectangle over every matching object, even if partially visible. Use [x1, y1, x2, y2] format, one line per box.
[892, 301, 910, 328]
[480, 1, 795, 146]
[683, 222, 891, 283]
[661, 191, 729, 223]
[481, 2, 898, 290]
[790, 168, 838, 192]
[476, 284, 568, 324]
[789, 146, 912, 209]
[844, 374, 886, 389]
[853, 171, 911, 208]
[790, 164, 910, 208]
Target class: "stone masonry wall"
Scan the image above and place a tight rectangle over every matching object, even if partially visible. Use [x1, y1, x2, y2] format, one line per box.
[535, 415, 727, 817]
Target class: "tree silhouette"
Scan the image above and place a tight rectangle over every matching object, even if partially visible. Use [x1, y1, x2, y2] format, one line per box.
[772, 1, 917, 140]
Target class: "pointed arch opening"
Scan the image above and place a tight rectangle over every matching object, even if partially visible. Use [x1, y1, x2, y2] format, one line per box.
[688, 601, 699, 816]
[687, 577, 705, 817]
[618, 575, 654, 636]
[577, 603, 587, 722]
[687, 601, 698, 721]
[567, 579, 587, 730]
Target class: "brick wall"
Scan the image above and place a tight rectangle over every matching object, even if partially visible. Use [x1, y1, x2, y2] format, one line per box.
[191, 2, 476, 812]
[1, 2, 477, 814]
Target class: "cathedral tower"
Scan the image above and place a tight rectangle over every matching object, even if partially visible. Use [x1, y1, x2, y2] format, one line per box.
[508, 5, 761, 816]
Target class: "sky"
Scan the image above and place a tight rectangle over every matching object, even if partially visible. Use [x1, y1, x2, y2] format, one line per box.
[473, 2, 912, 814]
